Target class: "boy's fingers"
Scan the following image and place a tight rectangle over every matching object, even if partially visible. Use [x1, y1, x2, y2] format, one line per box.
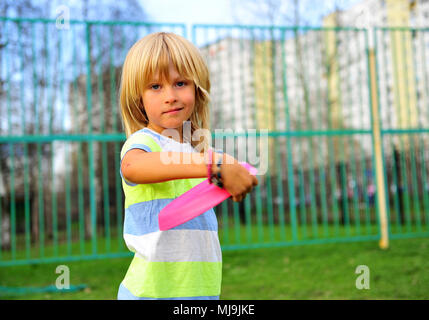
[252, 176, 258, 186]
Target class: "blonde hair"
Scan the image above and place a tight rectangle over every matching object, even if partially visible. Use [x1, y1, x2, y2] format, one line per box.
[119, 32, 211, 153]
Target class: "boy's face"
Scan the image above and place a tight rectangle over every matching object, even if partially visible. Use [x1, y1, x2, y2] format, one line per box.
[142, 62, 195, 139]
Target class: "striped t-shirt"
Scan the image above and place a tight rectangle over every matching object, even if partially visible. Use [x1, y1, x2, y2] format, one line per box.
[117, 127, 222, 300]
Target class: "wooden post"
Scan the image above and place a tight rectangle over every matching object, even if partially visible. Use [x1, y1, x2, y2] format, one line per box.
[368, 48, 389, 250]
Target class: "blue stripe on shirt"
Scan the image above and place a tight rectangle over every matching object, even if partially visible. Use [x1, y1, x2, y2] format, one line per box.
[124, 198, 218, 236]
[117, 282, 219, 300]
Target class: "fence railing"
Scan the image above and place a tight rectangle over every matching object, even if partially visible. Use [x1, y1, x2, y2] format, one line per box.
[374, 27, 429, 239]
[0, 17, 428, 266]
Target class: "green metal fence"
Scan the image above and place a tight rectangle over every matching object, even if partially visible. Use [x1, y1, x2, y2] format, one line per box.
[193, 25, 383, 249]
[0, 17, 428, 267]
[374, 27, 429, 239]
[0, 17, 186, 266]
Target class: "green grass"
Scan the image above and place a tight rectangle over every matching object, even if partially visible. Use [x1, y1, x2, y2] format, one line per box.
[0, 236, 428, 300]
[0, 222, 380, 262]
[221, 237, 429, 299]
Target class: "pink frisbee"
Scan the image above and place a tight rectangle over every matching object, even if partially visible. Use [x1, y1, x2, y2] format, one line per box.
[158, 162, 257, 231]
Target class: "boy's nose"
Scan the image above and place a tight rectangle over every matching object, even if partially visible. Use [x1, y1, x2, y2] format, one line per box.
[164, 86, 177, 104]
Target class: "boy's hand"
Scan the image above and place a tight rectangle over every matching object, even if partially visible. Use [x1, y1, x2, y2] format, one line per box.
[217, 157, 258, 202]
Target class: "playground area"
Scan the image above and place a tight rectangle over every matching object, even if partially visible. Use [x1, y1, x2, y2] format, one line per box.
[1, 7, 429, 300]
[1, 236, 428, 299]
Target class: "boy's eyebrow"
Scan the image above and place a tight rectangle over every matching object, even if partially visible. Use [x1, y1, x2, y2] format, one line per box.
[149, 76, 160, 82]
[150, 76, 187, 84]
[170, 74, 186, 81]
[147, 73, 188, 84]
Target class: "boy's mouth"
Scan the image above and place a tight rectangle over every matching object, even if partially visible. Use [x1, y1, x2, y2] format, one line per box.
[164, 107, 184, 114]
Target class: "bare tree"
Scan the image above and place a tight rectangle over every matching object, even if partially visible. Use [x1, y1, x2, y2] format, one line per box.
[0, 0, 148, 249]
[0, 0, 47, 250]
[70, 0, 148, 240]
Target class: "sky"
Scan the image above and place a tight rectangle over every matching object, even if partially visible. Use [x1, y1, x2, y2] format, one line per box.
[25, 0, 361, 27]
[140, 0, 361, 27]
[9, 0, 362, 25]
[141, 0, 234, 25]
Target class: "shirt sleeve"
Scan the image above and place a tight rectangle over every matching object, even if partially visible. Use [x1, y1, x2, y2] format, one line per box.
[120, 132, 161, 187]
[212, 147, 224, 154]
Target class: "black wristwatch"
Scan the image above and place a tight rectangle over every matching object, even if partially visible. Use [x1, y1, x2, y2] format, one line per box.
[210, 157, 224, 188]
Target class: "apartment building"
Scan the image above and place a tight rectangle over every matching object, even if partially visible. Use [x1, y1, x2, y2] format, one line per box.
[325, 0, 429, 134]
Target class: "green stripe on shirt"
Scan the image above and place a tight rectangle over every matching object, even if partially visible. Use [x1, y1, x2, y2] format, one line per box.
[123, 254, 222, 298]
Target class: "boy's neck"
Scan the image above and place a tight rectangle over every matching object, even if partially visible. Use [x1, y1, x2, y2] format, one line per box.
[147, 124, 183, 143]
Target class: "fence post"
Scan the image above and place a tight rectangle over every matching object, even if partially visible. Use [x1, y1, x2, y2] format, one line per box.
[367, 29, 389, 250]
[85, 22, 97, 254]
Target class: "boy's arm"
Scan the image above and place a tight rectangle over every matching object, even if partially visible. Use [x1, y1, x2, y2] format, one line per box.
[121, 149, 235, 184]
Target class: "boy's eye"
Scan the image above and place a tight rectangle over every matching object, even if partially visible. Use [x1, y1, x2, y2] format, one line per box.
[176, 81, 186, 87]
[151, 84, 160, 90]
